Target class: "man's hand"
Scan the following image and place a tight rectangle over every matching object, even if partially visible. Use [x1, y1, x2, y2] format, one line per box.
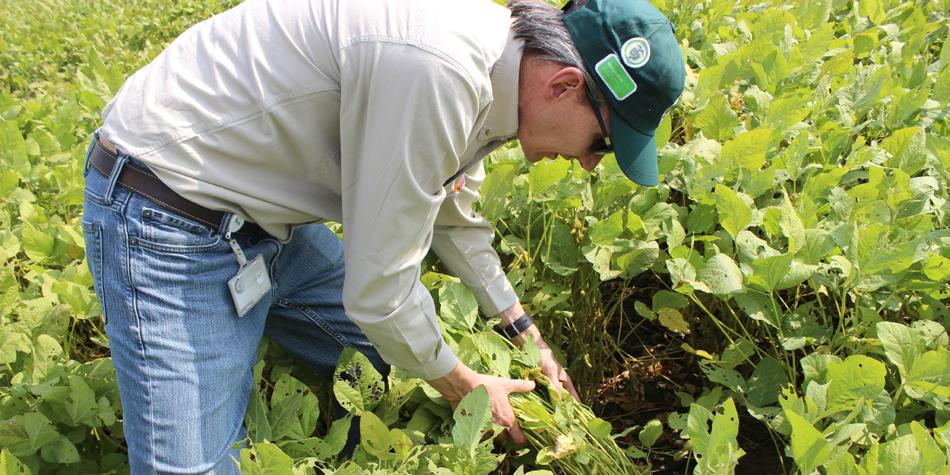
[427, 362, 535, 445]
[498, 303, 581, 402]
[535, 338, 581, 401]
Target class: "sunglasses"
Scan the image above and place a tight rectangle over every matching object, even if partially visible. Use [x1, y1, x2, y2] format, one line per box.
[587, 93, 613, 156]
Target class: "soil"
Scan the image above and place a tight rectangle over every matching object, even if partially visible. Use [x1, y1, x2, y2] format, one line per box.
[590, 294, 791, 474]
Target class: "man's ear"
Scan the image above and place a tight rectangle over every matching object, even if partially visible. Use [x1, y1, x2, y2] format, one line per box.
[546, 66, 586, 101]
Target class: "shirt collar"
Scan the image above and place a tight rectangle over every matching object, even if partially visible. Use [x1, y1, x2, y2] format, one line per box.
[478, 27, 522, 144]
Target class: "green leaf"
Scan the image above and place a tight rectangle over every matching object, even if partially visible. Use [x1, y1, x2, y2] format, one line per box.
[438, 281, 479, 331]
[781, 403, 831, 474]
[733, 292, 779, 328]
[697, 254, 744, 296]
[333, 348, 385, 416]
[63, 375, 98, 426]
[780, 192, 806, 254]
[246, 385, 272, 443]
[360, 411, 393, 461]
[910, 421, 947, 473]
[315, 416, 352, 461]
[695, 94, 738, 141]
[587, 210, 624, 246]
[877, 433, 926, 475]
[747, 357, 789, 406]
[452, 385, 492, 450]
[40, 436, 79, 464]
[471, 331, 511, 378]
[800, 353, 841, 388]
[616, 240, 660, 278]
[657, 308, 690, 334]
[21, 222, 54, 262]
[652, 290, 689, 310]
[0, 413, 60, 457]
[826, 355, 887, 410]
[686, 403, 713, 454]
[0, 327, 30, 365]
[269, 374, 319, 441]
[882, 127, 928, 177]
[748, 253, 794, 292]
[714, 185, 753, 238]
[922, 254, 950, 281]
[691, 398, 742, 474]
[0, 449, 32, 475]
[589, 417, 612, 439]
[877, 322, 924, 379]
[239, 442, 295, 475]
[825, 452, 863, 475]
[905, 350, 950, 406]
[858, 0, 886, 24]
[639, 419, 663, 448]
[480, 162, 517, 220]
[528, 159, 571, 202]
[721, 128, 771, 171]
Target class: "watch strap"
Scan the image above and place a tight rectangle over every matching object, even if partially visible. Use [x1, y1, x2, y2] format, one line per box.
[499, 312, 534, 339]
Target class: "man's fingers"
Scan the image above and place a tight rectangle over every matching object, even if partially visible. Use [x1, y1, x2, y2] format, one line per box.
[562, 374, 581, 402]
[544, 367, 565, 394]
[507, 420, 528, 445]
[507, 378, 535, 394]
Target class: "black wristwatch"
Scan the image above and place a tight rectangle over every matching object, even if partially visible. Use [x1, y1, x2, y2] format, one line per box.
[498, 312, 534, 339]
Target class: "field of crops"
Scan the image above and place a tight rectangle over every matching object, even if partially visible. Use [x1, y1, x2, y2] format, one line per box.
[1, 0, 948, 473]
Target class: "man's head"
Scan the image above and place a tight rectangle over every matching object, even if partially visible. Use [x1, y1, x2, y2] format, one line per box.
[512, 0, 685, 186]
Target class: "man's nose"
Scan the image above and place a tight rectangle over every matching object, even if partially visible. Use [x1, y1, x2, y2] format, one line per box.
[578, 153, 603, 171]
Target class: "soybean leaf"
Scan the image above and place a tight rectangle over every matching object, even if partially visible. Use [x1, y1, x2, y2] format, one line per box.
[747, 357, 789, 407]
[695, 94, 738, 141]
[714, 185, 753, 239]
[877, 322, 924, 379]
[452, 385, 492, 451]
[657, 308, 690, 334]
[780, 403, 831, 474]
[39, 436, 78, 464]
[639, 419, 663, 448]
[333, 348, 385, 416]
[438, 281, 479, 332]
[905, 350, 950, 407]
[698, 254, 744, 296]
[360, 411, 394, 461]
[826, 356, 887, 411]
[238, 442, 294, 475]
[0, 449, 31, 475]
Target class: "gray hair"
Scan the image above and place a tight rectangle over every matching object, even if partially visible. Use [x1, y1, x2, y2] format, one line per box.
[508, 0, 605, 104]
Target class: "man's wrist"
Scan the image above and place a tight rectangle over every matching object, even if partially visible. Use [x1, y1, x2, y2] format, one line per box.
[496, 303, 547, 349]
[426, 361, 477, 402]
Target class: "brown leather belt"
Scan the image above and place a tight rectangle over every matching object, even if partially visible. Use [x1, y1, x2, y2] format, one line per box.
[88, 136, 267, 237]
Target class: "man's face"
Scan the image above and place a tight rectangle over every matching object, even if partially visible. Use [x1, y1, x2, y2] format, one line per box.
[516, 62, 611, 172]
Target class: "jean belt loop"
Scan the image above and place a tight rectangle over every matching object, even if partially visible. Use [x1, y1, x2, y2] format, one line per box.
[218, 212, 234, 239]
[102, 153, 128, 206]
[83, 130, 99, 177]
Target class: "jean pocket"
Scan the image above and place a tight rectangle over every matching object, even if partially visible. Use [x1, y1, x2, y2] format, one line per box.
[137, 205, 223, 253]
[81, 219, 108, 324]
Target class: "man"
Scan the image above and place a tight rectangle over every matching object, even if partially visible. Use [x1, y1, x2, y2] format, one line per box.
[81, 0, 684, 472]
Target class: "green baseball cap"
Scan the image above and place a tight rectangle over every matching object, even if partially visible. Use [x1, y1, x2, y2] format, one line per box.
[562, 0, 686, 186]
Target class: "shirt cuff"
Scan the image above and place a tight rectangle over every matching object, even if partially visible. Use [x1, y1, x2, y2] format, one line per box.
[470, 271, 518, 316]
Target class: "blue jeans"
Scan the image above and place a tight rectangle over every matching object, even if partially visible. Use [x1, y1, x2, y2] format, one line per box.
[81, 137, 387, 474]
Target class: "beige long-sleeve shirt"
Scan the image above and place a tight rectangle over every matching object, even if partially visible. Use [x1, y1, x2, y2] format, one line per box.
[99, 0, 522, 380]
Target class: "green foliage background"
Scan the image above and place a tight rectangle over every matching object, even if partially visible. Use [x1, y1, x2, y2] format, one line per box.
[0, 0, 948, 473]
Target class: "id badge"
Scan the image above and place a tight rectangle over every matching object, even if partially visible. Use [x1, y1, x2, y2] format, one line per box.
[228, 254, 271, 318]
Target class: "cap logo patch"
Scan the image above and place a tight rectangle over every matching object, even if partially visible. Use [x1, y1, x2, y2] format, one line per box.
[594, 54, 637, 101]
[621, 37, 651, 68]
